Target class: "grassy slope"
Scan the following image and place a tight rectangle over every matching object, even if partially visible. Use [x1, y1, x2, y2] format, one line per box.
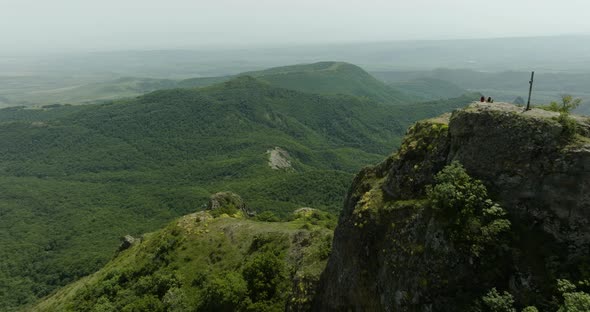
[32, 212, 334, 312]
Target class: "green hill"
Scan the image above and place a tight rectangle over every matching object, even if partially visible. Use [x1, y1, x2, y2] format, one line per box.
[243, 62, 414, 105]
[32, 207, 334, 312]
[1, 62, 414, 108]
[0, 74, 476, 310]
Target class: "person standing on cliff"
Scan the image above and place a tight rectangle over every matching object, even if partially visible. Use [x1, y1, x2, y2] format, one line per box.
[480, 96, 485, 102]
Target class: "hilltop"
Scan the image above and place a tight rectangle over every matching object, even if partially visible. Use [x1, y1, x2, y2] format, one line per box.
[242, 62, 415, 105]
[33, 206, 335, 312]
[315, 102, 590, 311]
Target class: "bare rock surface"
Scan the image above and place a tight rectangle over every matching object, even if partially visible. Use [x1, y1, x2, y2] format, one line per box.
[267, 147, 293, 170]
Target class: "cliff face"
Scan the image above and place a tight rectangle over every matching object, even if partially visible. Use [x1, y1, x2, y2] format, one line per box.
[314, 103, 590, 311]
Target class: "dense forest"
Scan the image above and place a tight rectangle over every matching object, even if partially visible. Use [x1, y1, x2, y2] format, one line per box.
[0, 65, 477, 310]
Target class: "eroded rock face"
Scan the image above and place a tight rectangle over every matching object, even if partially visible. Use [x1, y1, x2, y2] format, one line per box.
[267, 147, 293, 170]
[314, 103, 590, 311]
[448, 104, 590, 241]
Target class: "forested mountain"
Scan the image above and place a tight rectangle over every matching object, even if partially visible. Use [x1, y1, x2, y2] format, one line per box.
[0, 72, 475, 310]
[242, 62, 415, 105]
[373, 68, 590, 114]
[0, 62, 416, 108]
[32, 103, 590, 312]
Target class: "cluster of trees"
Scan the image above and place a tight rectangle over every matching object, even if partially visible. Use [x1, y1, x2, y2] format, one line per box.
[480, 280, 590, 312]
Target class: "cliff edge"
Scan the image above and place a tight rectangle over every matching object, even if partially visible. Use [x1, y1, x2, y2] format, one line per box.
[314, 102, 590, 311]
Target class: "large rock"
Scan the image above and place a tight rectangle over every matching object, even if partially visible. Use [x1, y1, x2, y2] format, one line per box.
[206, 191, 252, 216]
[118, 235, 137, 251]
[314, 103, 590, 311]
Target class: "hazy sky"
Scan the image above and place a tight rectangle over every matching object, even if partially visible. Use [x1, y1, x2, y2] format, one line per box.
[2, 0, 590, 52]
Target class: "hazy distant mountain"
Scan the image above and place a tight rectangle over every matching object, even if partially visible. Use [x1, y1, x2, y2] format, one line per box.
[242, 61, 415, 105]
[374, 68, 590, 114]
[389, 77, 467, 100]
[0, 61, 414, 107]
[4, 35, 590, 109]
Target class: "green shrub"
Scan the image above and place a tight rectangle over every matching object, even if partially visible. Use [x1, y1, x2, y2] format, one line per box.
[201, 272, 248, 312]
[557, 279, 590, 312]
[255, 211, 281, 222]
[538, 94, 582, 113]
[242, 251, 289, 303]
[556, 113, 578, 141]
[481, 288, 516, 312]
[318, 234, 333, 260]
[427, 162, 511, 256]
[121, 295, 165, 312]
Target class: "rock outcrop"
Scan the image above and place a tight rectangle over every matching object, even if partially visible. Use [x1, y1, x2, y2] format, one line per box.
[206, 191, 253, 216]
[267, 147, 293, 170]
[118, 235, 137, 251]
[313, 103, 590, 311]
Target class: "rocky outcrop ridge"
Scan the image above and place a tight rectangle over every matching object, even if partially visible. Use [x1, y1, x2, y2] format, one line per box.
[313, 103, 590, 311]
[206, 191, 253, 216]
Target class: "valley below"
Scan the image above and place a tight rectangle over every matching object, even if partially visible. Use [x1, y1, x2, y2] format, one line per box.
[1, 57, 589, 312]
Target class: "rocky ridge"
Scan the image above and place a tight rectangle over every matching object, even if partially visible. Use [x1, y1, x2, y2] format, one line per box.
[314, 103, 590, 311]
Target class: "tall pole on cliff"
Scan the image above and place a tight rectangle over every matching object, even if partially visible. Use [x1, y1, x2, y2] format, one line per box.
[526, 71, 535, 111]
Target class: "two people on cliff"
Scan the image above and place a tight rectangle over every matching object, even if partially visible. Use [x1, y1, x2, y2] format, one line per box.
[480, 96, 494, 103]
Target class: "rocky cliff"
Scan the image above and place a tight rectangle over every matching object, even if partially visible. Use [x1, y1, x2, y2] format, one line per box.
[314, 103, 590, 311]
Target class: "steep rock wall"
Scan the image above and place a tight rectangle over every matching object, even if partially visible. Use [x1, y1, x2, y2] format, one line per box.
[314, 103, 590, 311]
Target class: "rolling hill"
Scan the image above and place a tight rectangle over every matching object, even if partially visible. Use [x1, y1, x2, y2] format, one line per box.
[242, 62, 415, 105]
[1, 62, 413, 108]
